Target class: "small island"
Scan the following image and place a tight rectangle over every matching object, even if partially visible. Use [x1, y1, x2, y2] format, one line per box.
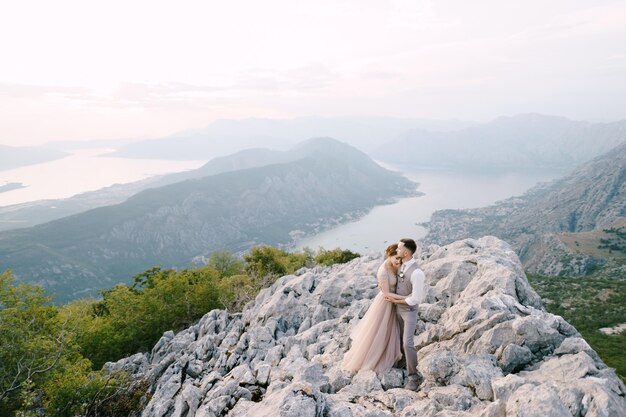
[0, 182, 26, 193]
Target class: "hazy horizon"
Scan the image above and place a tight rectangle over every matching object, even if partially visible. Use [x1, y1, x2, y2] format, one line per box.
[1, 0, 626, 146]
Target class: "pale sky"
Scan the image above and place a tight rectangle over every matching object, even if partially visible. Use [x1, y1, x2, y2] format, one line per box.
[1, 0, 626, 146]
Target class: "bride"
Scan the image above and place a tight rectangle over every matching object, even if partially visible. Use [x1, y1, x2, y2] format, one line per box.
[342, 243, 405, 375]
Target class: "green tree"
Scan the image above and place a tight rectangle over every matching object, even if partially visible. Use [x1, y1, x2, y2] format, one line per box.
[208, 251, 245, 277]
[78, 266, 222, 369]
[216, 274, 256, 311]
[244, 246, 290, 277]
[42, 359, 144, 417]
[0, 271, 67, 413]
[131, 266, 173, 290]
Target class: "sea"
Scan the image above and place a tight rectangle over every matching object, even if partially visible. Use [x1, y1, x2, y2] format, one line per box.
[0, 148, 206, 207]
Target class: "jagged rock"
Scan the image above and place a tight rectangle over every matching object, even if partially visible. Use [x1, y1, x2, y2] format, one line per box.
[505, 383, 572, 417]
[427, 384, 477, 411]
[419, 349, 461, 385]
[186, 359, 204, 378]
[554, 336, 602, 363]
[498, 343, 533, 373]
[106, 237, 626, 417]
[226, 364, 255, 385]
[380, 368, 404, 390]
[450, 355, 502, 401]
[492, 374, 528, 402]
[419, 303, 446, 323]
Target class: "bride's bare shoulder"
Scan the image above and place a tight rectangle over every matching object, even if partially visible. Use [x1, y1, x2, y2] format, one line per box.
[377, 260, 391, 274]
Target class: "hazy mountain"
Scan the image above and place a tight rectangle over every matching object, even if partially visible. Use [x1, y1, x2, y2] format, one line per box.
[423, 141, 626, 274]
[0, 138, 416, 302]
[107, 116, 473, 160]
[42, 137, 141, 151]
[374, 113, 626, 170]
[0, 144, 68, 171]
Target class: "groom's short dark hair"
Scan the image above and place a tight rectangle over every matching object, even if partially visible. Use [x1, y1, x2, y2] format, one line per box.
[400, 238, 417, 254]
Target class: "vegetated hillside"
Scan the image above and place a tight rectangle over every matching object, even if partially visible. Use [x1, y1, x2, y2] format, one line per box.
[424, 141, 626, 275]
[528, 262, 626, 385]
[0, 138, 416, 302]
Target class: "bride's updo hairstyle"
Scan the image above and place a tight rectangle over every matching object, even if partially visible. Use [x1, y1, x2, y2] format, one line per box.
[384, 243, 399, 259]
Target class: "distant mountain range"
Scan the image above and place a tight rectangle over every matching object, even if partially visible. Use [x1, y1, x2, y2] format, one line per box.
[423, 140, 626, 275]
[375, 113, 626, 171]
[0, 144, 68, 171]
[0, 138, 416, 302]
[107, 116, 473, 160]
[106, 114, 626, 173]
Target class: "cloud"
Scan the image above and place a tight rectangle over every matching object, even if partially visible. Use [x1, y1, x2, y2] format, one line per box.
[111, 82, 223, 103]
[0, 83, 88, 99]
[510, 2, 626, 43]
[0, 63, 342, 113]
[238, 64, 340, 93]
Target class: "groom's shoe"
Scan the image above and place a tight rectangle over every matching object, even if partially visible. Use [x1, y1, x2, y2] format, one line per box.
[404, 375, 421, 391]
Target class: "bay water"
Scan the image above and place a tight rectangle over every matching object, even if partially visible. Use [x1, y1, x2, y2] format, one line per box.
[0, 149, 206, 207]
[295, 164, 564, 254]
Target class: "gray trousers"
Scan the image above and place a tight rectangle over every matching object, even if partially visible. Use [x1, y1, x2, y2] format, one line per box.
[397, 305, 418, 378]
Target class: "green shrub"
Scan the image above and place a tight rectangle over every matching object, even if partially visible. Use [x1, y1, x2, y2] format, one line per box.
[43, 360, 144, 417]
[315, 247, 360, 266]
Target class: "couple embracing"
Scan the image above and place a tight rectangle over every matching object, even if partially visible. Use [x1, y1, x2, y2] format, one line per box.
[342, 238, 425, 391]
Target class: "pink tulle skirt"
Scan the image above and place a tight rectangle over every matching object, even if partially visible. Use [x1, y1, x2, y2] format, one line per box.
[342, 292, 402, 375]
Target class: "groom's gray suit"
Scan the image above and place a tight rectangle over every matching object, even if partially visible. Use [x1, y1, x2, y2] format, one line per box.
[395, 259, 425, 381]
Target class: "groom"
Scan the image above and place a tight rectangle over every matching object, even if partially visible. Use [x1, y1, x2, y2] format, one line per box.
[385, 238, 425, 391]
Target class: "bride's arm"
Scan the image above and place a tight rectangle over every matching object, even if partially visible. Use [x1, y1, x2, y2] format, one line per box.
[377, 265, 404, 299]
[377, 265, 390, 294]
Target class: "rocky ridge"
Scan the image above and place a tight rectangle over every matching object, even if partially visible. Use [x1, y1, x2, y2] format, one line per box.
[107, 237, 626, 416]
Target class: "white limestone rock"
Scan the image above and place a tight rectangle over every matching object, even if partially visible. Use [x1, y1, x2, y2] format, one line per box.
[105, 237, 625, 417]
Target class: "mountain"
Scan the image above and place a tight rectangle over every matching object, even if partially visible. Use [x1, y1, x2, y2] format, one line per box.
[423, 141, 626, 275]
[0, 139, 374, 232]
[105, 237, 626, 416]
[0, 144, 68, 171]
[42, 137, 141, 151]
[0, 148, 291, 232]
[374, 114, 626, 171]
[107, 116, 473, 160]
[0, 138, 416, 302]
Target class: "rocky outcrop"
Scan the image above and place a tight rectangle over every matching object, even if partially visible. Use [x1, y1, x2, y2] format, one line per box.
[106, 237, 626, 416]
